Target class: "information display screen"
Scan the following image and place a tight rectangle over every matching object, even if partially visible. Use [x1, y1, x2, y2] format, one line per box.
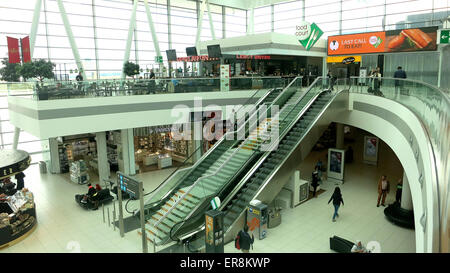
[207, 44, 222, 58]
[166, 49, 177, 61]
[186, 47, 198, 56]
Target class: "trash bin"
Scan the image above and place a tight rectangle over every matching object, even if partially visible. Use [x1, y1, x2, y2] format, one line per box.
[247, 201, 268, 240]
[39, 161, 47, 174]
[268, 207, 282, 229]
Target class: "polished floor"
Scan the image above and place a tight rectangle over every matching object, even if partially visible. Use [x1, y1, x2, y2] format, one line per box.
[0, 128, 415, 253]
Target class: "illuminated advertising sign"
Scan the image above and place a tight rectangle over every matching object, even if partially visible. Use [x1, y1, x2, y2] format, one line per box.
[327, 27, 438, 55]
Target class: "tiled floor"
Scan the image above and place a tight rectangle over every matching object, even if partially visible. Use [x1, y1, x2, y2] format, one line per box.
[0, 128, 415, 253]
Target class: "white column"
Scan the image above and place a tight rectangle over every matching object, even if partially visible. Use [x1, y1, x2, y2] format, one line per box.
[195, 0, 208, 50]
[336, 123, 344, 149]
[247, 8, 254, 35]
[401, 172, 413, 210]
[30, 0, 42, 58]
[49, 137, 61, 174]
[96, 132, 110, 184]
[120, 129, 136, 175]
[56, 0, 86, 79]
[12, 127, 20, 150]
[206, 0, 216, 40]
[193, 121, 203, 163]
[121, 0, 138, 81]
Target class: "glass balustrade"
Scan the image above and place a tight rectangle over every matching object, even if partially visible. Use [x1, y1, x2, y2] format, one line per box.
[3, 77, 288, 100]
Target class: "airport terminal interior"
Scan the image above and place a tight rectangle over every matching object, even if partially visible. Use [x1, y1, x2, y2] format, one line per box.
[0, 0, 449, 254]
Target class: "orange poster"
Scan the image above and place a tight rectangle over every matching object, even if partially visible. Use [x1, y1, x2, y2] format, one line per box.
[327, 32, 386, 55]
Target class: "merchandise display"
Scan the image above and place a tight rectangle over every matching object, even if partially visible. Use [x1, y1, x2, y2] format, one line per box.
[0, 149, 36, 249]
[70, 160, 90, 184]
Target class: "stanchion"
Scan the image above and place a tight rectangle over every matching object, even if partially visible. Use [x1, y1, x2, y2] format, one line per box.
[113, 210, 116, 231]
[107, 207, 110, 227]
[102, 204, 105, 223]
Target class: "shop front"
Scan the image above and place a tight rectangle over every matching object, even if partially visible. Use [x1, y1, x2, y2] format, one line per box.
[326, 55, 362, 79]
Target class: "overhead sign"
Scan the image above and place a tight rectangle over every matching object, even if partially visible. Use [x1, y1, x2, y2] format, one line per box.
[438, 29, 449, 44]
[155, 56, 163, 63]
[296, 22, 323, 51]
[327, 56, 361, 63]
[328, 27, 438, 55]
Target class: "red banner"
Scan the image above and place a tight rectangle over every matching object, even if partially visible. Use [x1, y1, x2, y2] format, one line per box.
[7, 37, 21, 63]
[21, 36, 31, 63]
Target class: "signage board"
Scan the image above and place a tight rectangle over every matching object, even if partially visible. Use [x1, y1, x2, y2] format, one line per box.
[327, 148, 345, 184]
[327, 56, 362, 63]
[117, 172, 141, 199]
[438, 29, 449, 44]
[328, 27, 438, 55]
[363, 136, 379, 165]
[296, 21, 323, 51]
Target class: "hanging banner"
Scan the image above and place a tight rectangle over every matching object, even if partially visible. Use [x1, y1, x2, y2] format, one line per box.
[7, 37, 21, 64]
[328, 27, 438, 55]
[21, 36, 31, 63]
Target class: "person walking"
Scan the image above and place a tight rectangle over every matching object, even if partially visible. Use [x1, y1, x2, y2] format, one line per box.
[393, 66, 407, 97]
[237, 225, 254, 253]
[328, 187, 344, 222]
[395, 178, 403, 204]
[311, 166, 320, 198]
[372, 67, 382, 94]
[377, 175, 390, 207]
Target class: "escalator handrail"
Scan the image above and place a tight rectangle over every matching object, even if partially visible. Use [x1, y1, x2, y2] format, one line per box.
[142, 78, 302, 210]
[165, 78, 325, 242]
[142, 86, 285, 210]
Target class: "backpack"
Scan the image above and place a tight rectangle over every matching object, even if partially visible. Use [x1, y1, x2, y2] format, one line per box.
[235, 232, 241, 250]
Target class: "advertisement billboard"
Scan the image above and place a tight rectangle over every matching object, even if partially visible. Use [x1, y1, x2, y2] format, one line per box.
[327, 148, 345, 184]
[327, 27, 438, 55]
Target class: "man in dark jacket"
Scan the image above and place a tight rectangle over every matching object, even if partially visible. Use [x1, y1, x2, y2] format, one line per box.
[394, 66, 407, 96]
[238, 225, 254, 253]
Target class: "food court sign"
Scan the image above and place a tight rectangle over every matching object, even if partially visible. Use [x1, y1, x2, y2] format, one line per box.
[295, 21, 323, 51]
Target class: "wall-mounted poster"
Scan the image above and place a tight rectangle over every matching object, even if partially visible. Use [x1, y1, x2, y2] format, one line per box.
[327, 26, 438, 55]
[363, 136, 379, 165]
[327, 148, 345, 184]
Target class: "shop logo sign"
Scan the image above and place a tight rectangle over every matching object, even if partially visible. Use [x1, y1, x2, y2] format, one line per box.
[296, 22, 323, 51]
[369, 35, 383, 48]
[329, 40, 339, 51]
[342, 57, 355, 64]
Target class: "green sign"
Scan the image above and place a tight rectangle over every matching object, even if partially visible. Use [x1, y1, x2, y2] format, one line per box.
[298, 23, 323, 51]
[440, 30, 449, 44]
[155, 56, 163, 63]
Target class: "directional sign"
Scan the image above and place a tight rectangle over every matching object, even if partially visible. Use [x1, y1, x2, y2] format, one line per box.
[155, 56, 163, 63]
[439, 29, 449, 44]
[117, 172, 141, 199]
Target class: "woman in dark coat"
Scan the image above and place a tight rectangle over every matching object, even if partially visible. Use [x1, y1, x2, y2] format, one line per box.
[328, 187, 344, 222]
[15, 172, 25, 190]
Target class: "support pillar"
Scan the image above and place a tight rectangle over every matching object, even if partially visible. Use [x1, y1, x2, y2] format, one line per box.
[206, 0, 216, 40]
[193, 121, 203, 163]
[336, 123, 344, 149]
[96, 132, 110, 184]
[12, 127, 20, 150]
[49, 137, 60, 174]
[30, 0, 42, 58]
[401, 172, 413, 211]
[121, 0, 138, 81]
[56, 0, 86, 79]
[120, 129, 135, 176]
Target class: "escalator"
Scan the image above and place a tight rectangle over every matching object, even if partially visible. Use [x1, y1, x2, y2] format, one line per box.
[139, 82, 303, 246]
[222, 90, 335, 230]
[139, 78, 336, 248]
